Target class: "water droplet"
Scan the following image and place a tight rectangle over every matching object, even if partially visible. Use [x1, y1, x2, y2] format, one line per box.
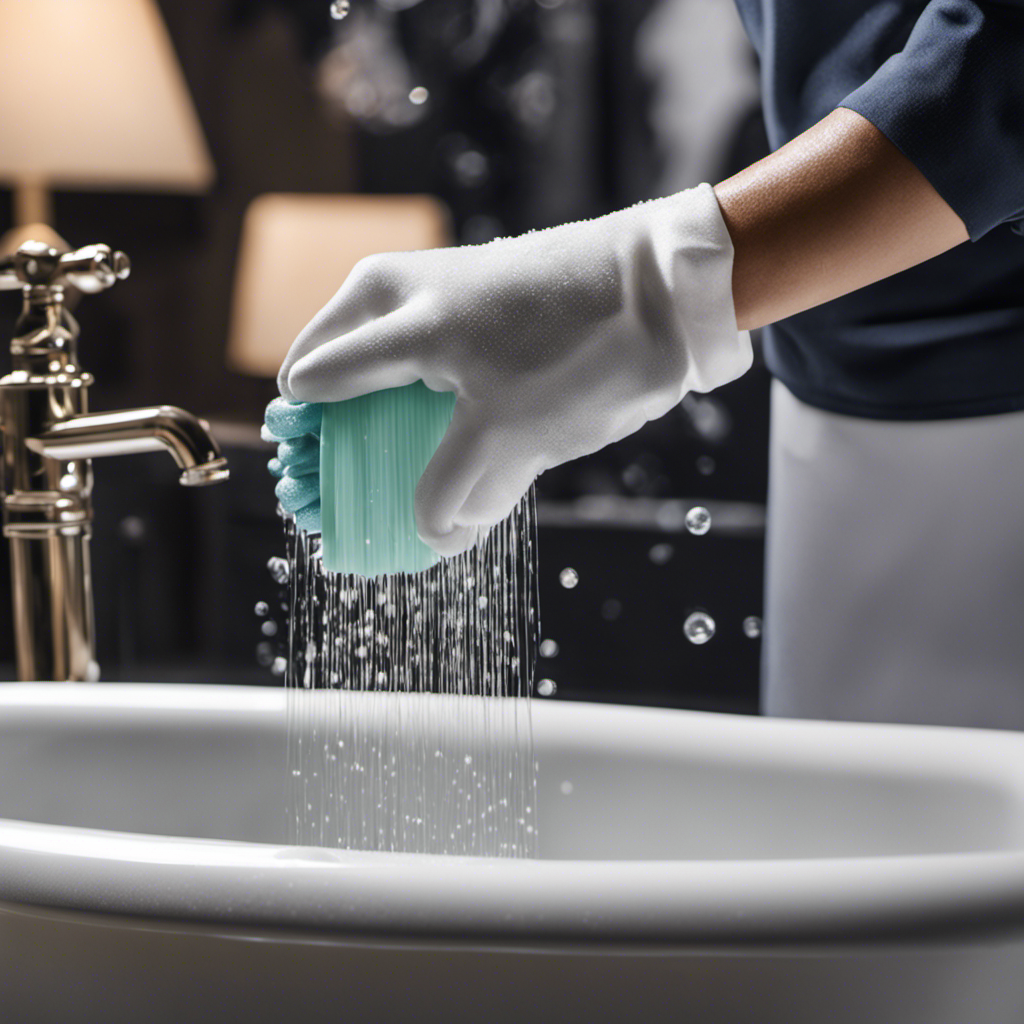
[267, 556, 290, 584]
[539, 638, 559, 658]
[560, 780, 573, 795]
[409, 85, 429, 105]
[601, 598, 622, 621]
[355, 645, 367, 659]
[261, 619, 278, 637]
[685, 506, 711, 536]
[478, 595, 489, 610]
[256, 642, 274, 667]
[683, 611, 716, 645]
[537, 678, 557, 697]
[648, 542, 674, 565]
[743, 615, 762, 639]
[696, 455, 716, 476]
[464, 755, 473, 765]
[254, 601, 269, 617]
[271, 656, 287, 676]
[559, 567, 579, 589]
[376, 671, 388, 685]
[330, 0, 350, 19]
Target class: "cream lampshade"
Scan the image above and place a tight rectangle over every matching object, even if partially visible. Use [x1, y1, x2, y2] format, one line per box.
[227, 193, 451, 378]
[0, 0, 214, 247]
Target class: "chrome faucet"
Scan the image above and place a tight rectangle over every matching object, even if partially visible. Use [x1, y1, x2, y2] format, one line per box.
[0, 239, 229, 682]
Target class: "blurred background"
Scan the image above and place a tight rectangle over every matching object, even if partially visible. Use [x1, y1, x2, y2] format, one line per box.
[0, 0, 771, 712]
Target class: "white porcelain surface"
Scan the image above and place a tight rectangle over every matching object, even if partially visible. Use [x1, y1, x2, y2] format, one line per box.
[2, 683, 1024, 1023]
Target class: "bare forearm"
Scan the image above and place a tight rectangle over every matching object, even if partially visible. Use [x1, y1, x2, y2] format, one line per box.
[713, 108, 969, 331]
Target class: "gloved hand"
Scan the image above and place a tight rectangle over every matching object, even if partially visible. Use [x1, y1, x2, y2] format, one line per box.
[278, 182, 751, 556]
[263, 398, 323, 533]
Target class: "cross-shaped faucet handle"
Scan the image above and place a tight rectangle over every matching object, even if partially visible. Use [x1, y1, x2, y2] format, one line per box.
[0, 240, 131, 294]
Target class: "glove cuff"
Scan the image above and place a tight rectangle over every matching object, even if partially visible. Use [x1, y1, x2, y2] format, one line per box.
[657, 182, 753, 395]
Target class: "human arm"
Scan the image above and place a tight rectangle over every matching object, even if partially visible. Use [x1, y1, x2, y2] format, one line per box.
[720, 0, 1024, 331]
[715, 107, 969, 331]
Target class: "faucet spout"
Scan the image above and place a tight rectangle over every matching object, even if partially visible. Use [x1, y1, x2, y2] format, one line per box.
[27, 406, 230, 486]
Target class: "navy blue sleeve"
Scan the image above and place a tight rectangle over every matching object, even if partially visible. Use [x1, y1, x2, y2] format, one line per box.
[838, 0, 1024, 240]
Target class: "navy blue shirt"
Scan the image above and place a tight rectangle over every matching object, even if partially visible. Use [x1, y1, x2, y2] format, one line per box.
[733, 0, 1024, 419]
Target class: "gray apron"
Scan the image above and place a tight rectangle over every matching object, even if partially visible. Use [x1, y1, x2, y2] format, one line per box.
[763, 379, 1024, 730]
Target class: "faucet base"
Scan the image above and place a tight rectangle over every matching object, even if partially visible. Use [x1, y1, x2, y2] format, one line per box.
[10, 529, 96, 682]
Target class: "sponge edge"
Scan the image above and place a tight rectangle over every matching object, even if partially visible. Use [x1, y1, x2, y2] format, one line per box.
[320, 382, 457, 576]
[264, 398, 323, 531]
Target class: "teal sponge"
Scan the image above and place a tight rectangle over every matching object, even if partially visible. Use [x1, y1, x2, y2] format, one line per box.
[320, 382, 457, 576]
[265, 399, 322, 534]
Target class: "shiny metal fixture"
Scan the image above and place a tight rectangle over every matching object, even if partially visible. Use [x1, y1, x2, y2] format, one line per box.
[1, 239, 229, 682]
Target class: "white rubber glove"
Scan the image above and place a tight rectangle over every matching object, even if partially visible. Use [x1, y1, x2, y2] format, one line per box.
[279, 182, 751, 556]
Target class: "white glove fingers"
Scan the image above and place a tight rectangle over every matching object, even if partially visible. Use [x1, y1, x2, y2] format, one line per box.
[277, 254, 406, 399]
[456, 454, 540, 529]
[414, 402, 489, 557]
[284, 306, 423, 404]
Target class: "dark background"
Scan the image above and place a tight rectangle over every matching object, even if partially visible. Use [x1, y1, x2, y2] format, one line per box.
[0, 0, 770, 712]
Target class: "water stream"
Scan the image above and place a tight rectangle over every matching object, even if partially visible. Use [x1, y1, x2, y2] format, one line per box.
[284, 490, 540, 857]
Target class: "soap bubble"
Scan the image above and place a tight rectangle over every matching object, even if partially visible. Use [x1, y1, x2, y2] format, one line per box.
[685, 506, 711, 536]
[537, 678, 557, 697]
[267, 557, 290, 584]
[696, 456, 716, 476]
[539, 638, 559, 658]
[559, 567, 579, 589]
[254, 601, 269, 617]
[271, 656, 287, 676]
[621, 463, 647, 491]
[261, 619, 278, 637]
[601, 598, 622, 621]
[256, 642, 274, 667]
[330, 0, 350, 19]
[683, 611, 715, 645]
[743, 615, 762, 639]
[648, 542, 674, 565]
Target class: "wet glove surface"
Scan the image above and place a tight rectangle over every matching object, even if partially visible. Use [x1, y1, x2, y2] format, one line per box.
[263, 398, 322, 533]
[278, 183, 750, 555]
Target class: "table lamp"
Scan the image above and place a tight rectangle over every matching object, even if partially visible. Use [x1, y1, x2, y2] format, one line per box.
[227, 193, 450, 378]
[0, 0, 214, 252]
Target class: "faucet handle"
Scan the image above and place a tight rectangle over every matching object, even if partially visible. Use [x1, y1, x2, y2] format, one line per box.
[0, 240, 130, 293]
[58, 244, 131, 293]
[0, 249, 36, 290]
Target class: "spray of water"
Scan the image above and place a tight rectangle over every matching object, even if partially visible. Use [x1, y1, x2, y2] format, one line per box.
[285, 489, 540, 857]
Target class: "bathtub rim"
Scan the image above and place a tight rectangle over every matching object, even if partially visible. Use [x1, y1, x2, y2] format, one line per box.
[2, 683, 1024, 952]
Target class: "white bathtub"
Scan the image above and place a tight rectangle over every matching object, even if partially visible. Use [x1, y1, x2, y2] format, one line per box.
[1, 683, 1023, 1023]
